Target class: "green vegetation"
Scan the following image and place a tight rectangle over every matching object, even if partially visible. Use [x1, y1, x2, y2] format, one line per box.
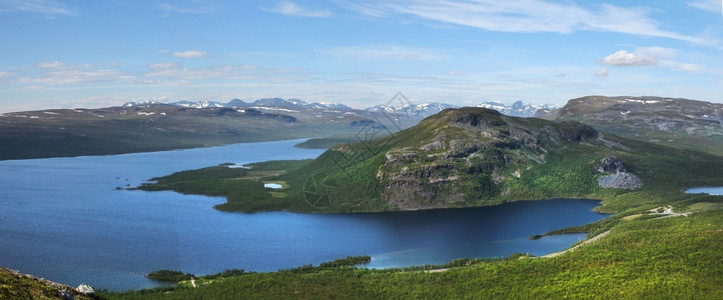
[146, 270, 194, 282]
[294, 134, 361, 149]
[318, 256, 371, 268]
[0, 268, 96, 300]
[138, 107, 723, 214]
[6, 107, 723, 299]
[136, 160, 312, 212]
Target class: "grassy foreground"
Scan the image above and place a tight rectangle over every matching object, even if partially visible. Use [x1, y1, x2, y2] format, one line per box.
[98, 203, 723, 299]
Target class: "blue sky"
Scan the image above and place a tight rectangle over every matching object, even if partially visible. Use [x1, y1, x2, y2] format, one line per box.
[0, 0, 721, 112]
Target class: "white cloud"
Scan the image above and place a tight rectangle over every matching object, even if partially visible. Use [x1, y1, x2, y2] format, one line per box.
[596, 68, 609, 77]
[0, 0, 77, 16]
[169, 50, 210, 58]
[337, 0, 705, 44]
[325, 45, 440, 60]
[687, 0, 721, 12]
[602, 50, 658, 67]
[263, 1, 331, 17]
[601, 47, 705, 73]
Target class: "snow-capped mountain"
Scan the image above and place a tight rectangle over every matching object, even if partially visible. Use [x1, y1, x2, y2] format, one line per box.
[366, 102, 457, 119]
[170, 100, 225, 108]
[477, 101, 556, 117]
[121, 100, 161, 107]
[232, 98, 351, 110]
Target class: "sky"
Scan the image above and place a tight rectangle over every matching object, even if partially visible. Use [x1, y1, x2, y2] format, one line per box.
[0, 0, 722, 112]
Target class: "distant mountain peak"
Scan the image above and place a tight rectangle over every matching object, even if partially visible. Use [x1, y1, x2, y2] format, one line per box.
[477, 101, 555, 117]
[365, 102, 457, 119]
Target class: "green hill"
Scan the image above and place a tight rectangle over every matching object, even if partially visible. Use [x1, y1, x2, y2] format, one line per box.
[139, 107, 723, 214]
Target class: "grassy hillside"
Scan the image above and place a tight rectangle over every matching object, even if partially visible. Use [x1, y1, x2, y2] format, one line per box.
[138, 107, 723, 214]
[0, 268, 97, 300]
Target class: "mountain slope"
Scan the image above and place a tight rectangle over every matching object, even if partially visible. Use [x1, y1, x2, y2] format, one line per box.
[0, 267, 96, 300]
[538, 96, 723, 155]
[0, 103, 380, 160]
[140, 107, 723, 213]
[289, 107, 723, 212]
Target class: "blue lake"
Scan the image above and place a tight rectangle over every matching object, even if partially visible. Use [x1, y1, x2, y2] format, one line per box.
[684, 187, 723, 195]
[0, 139, 608, 291]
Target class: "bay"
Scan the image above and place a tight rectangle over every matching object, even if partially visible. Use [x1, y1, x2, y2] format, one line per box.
[0, 139, 607, 291]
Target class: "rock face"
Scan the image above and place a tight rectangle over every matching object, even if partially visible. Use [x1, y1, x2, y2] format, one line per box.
[597, 156, 628, 173]
[595, 156, 642, 189]
[598, 172, 642, 189]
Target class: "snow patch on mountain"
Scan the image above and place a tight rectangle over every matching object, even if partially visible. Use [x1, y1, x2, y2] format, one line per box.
[366, 102, 457, 119]
[477, 101, 556, 117]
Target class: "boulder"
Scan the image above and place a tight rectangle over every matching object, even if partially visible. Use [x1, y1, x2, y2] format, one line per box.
[598, 172, 642, 189]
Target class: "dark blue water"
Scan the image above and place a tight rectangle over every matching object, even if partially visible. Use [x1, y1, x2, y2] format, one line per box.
[0, 139, 607, 291]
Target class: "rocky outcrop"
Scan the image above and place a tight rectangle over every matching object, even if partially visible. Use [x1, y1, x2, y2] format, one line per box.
[595, 156, 641, 189]
[597, 156, 628, 173]
[598, 172, 642, 189]
[0, 267, 97, 300]
[374, 108, 602, 209]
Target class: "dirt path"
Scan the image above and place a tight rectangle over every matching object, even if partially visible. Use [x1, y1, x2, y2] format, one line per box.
[541, 230, 611, 258]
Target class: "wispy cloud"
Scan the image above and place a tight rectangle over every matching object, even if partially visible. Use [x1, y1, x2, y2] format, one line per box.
[337, 0, 706, 44]
[660, 61, 705, 72]
[0, 71, 14, 80]
[263, 1, 331, 17]
[325, 45, 441, 60]
[144, 62, 311, 83]
[16, 62, 130, 85]
[687, 0, 721, 12]
[159, 50, 211, 58]
[596, 68, 609, 77]
[0, 0, 77, 16]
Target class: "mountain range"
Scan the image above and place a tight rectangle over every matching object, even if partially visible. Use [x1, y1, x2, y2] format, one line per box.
[122, 98, 553, 120]
[538, 95, 723, 155]
[4, 95, 720, 161]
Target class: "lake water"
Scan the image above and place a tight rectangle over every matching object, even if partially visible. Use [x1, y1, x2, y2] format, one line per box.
[0, 139, 607, 291]
[684, 187, 723, 195]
